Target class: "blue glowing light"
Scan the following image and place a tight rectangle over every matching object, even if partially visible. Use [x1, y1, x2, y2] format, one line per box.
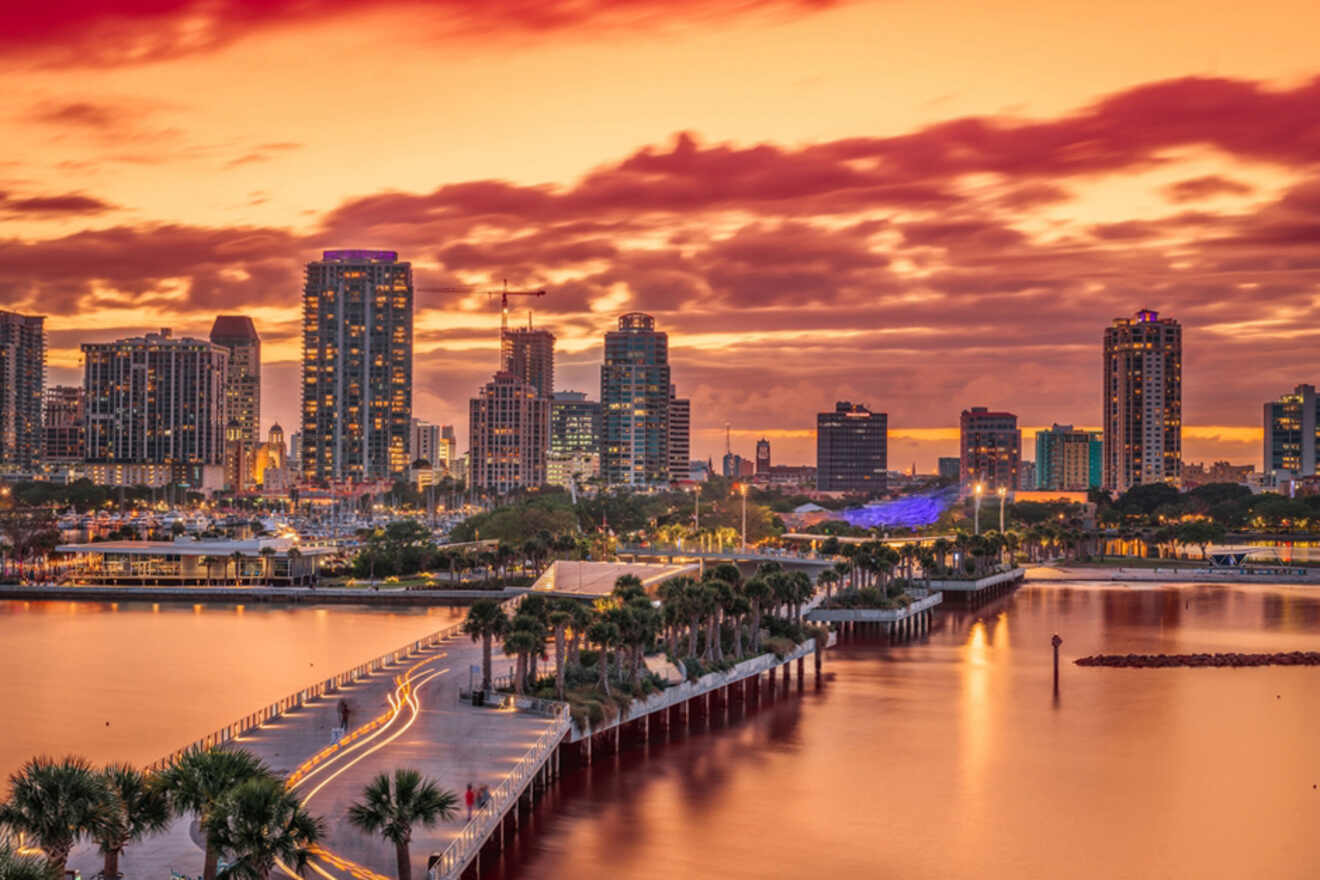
[840, 489, 957, 529]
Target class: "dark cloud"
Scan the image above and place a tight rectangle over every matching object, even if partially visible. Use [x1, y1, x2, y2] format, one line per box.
[0, 192, 116, 214]
[3, 0, 845, 67]
[1164, 175, 1255, 203]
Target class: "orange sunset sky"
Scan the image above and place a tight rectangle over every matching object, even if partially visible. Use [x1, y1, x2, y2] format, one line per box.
[3, 0, 1319, 470]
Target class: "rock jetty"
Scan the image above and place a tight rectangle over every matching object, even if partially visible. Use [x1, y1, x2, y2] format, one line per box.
[1075, 651, 1320, 668]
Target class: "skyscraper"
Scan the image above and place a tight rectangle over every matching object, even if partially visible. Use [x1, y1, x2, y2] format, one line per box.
[42, 385, 84, 463]
[0, 310, 45, 470]
[755, 438, 771, 474]
[82, 329, 227, 476]
[410, 418, 440, 465]
[301, 249, 413, 483]
[816, 401, 887, 493]
[669, 389, 690, 483]
[1035, 424, 1101, 491]
[469, 372, 549, 495]
[209, 315, 261, 446]
[960, 407, 1020, 492]
[548, 391, 601, 489]
[601, 313, 671, 486]
[1263, 384, 1320, 477]
[503, 327, 555, 399]
[1103, 309, 1182, 492]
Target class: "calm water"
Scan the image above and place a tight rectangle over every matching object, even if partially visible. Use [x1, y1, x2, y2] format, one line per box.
[0, 600, 463, 781]
[485, 582, 1320, 880]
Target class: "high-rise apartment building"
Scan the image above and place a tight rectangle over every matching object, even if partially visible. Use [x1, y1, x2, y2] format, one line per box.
[42, 385, 84, 463]
[1035, 424, 1102, 491]
[410, 418, 440, 465]
[937, 456, 961, 482]
[503, 327, 555, 399]
[1019, 460, 1037, 492]
[1263, 384, 1320, 477]
[756, 438, 771, 474]
[601, 313, 672, 486]
[547, 391, 601, 489]
[669, 389, 690, 482]
[301, 249, 413, 483]
[82, 329, 228, 469]
[0, 310, 45, 470]
[816, 401, 887, 493]
[209, 316, 261, 446]
[959, 407, 1020, 492]
[469, 372, 549, 495]
[438, 424, 456, 470]
[1103, 309, 1182, 492]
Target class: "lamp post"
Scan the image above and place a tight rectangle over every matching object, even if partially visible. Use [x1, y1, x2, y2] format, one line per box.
[740, 482, 748, 552]
[973, 483, 984, 534]
[997, 486, 1007, 533]
[693, 485, 700, 532]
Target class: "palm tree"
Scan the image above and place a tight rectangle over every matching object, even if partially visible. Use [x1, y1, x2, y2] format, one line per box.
[461, 600, 509, 692]
[0, 756, 110, 877]
[200, 555, 219, 587]
[743, 577, 772, 652]
[94, 763, 171, 879]
[548, 603, 573, 700]
[817, 569, 838, 606]
[0, 831, 57, 880]
[209, 776, 322, 880]
[502, 627, 541, 695]
[586, 619, 619, 696]
[258, 547, 276, 585]
[286, 546, 303, 585]
[230, 550, 245, 587]
[346, 770, 458, 880]
[157, 746, 272, 880]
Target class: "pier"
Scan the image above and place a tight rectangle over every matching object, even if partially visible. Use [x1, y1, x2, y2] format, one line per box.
[929, 567, 1026, 605]
[806, 591, 942, 640]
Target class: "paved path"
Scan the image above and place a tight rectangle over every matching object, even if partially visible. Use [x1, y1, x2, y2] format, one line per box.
[69, 626, 555, 880]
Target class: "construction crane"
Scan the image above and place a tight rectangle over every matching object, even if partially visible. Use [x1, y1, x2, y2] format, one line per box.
[422, 279, 547, 339]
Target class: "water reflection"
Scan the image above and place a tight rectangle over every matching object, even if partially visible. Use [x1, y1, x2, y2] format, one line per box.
[484, 582, 1320, 880]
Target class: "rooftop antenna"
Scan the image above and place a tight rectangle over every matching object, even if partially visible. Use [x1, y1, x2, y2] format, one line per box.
[725, 422, 732, 456]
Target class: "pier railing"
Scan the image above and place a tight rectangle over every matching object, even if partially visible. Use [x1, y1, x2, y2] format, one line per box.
[144, 590, 530, 773]
[430, 701, 571, 880]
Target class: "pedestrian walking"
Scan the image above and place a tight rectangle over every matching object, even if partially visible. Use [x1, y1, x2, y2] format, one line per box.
[338, 698, 350, 729]
[464, 783, 475, 820]
[477, 784, 490, 809]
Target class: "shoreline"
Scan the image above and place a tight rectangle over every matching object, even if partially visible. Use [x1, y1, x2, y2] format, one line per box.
[0, 584, 524, 604]
[1026, 565, 1320, 586]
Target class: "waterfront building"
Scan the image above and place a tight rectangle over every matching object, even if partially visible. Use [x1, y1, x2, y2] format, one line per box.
[669, 390, 690, 483]
[937, 456, 960, 482]
[410, 418, 441, 466]
[1035, 424, 1102, 491]
[1263, 384, 1320, 477]
[209, 316, 261, 446]
[600, 313, 671, 486]
[42, 385, 84, 463]
[547, 391, 601, 490]
[816, 401, 888, 494]
[756, 438, 771, 474]
[1019, 460, 1036, 492]
[1103, 309, 1182, 491]
[82, 329, 227, 485]
[503, 327, 555, 398]
[959, 407, 1020, 493]
[54, 537, 330, 586]
[469, 372, 549, 495]
[0, 310, 45, 470]
[301, 249, 413, 484]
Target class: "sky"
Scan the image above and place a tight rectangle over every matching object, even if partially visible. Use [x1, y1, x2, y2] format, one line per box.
[3, 0, 1319, 471]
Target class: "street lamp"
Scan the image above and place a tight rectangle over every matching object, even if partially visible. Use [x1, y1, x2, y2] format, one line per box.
[739, 482, 748, 552]
[997, 486, 1007, 533]
[973, 483, 984, 534]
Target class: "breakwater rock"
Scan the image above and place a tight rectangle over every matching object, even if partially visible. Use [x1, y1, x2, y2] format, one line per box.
[1075, 651, 1320, 668]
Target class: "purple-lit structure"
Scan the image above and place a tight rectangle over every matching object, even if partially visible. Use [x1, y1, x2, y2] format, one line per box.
[840, 489, 958, 530]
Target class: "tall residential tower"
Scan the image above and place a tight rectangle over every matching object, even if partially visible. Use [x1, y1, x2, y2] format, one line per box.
[301, 249, 413, 483]
[209, 315, 261, 446]
[0, 310, 45, 470]
[1263, 384, 1320, 477]
[1103, 309, 1182, 492]
[601, 313, 672, 486]
[959, 407, 1021, 493]
[816, 401, 888, 494]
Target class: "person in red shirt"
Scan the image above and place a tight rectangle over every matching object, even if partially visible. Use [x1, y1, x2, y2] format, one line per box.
[464, 783, 475, 820]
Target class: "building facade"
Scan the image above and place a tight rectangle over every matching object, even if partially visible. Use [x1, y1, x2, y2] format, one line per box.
[756, 438, 771, 474]
[301, 250, 413, 483]
[502, 328, 555, 399]
[1035, 424, 1102, 491]
[1103, 309, 1182, 492]
[1263, 384, 1320, 477]
[410, 418, 441, 465]
[43, 385, 84, 463]
[600, 313, 672, 486]
[0, 310, 45, 470]
[668, 391, 690, 483]
[469, 372, 549, 495]
[547, 391, 601, 489]
[82, 329, 228, 472]
[816, 401, 888, 494]
[937, 456, 961, 482]
[209, 316, 261, 446]
[959, 407, 1020, 492]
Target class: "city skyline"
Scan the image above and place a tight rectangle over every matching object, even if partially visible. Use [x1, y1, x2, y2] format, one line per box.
[3, 3, 1319, 469]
